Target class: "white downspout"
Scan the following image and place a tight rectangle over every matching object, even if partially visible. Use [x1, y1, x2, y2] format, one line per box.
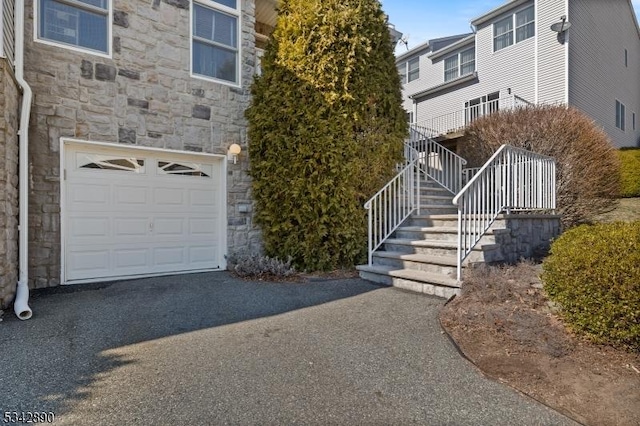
[13, 0, 33, 320]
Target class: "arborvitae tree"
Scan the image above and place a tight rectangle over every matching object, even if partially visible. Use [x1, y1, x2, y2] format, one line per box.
[246, 0, 408, 271]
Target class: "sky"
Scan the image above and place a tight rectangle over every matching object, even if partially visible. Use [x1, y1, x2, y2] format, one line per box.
[381, 0, 640, 54]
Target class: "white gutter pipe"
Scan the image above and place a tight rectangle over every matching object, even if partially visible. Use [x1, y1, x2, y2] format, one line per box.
[13, 0, 33, 320]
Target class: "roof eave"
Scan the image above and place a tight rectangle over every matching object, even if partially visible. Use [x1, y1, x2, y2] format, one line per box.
[471, 0, 530, 27]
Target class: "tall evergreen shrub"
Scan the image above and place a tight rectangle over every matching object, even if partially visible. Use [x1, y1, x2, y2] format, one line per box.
[246, 0, 407, 270]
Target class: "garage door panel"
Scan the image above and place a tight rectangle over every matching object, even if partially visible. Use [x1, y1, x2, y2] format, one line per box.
[69, 183, 110, 205]
[69, 217, 110, 238]
[154, 247, 186, 266]
[154, 218, 185, 236]
[154, 187, 186, 205]
[113, 217, 149, 237]
[114, 185, 149, 206]
[114, 249, 150, 269]
[189, 218, 217, 236]
[190, 189, 217, 206]
[190, 246, 218, 264]
[64, 144, 224, 283]
[68, 250, 110, 273]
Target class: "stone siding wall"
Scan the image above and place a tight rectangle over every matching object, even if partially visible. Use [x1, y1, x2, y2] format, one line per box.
[492, 214, 562, 264]
[23, 0, 261, 287]
[0, 59, 20, 308]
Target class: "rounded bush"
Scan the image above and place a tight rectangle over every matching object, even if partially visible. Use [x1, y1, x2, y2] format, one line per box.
[461, 106, 621, 227]
[542, 221, 640, 351]
[618, 148, 640, 198]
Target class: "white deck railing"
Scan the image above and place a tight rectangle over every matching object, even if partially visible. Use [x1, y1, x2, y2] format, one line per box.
[365, 157, 420, 265]
[408, 125, 467, 194]
[452, 145, 556, 280]
[414, 94, 531, 139]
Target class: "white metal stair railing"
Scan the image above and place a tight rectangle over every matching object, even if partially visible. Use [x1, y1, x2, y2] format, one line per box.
[414, 94, 532, 139]
[452, 145, 556, 281]
[409, 124, 467, 194]
[364, 155, 421, 265]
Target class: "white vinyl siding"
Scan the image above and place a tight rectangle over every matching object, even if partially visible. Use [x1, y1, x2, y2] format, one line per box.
[569, 0, 640, 147]
[37, 0, 110, 54]
[407, 57, 420, 82]
[536, 0, 567, 105]
[494, 5, 535, 52]
[616, 100, 626, 131]
[2, 0, 16, 60]
[192, 0, 240, 86]
[415, 1, 537, 127]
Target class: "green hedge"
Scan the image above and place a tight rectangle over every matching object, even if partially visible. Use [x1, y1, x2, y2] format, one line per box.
[618, 148, 640, 198]
[542, 222, 640, 351]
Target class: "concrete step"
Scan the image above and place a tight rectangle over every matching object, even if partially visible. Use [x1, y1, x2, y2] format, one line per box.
[418, 195, 455, 206]
[419, 186, 453, 196]
[357, 264, 460, 299]
[383, 238, 504, 263]
[414, 205, 458, 215]
[372, 251, 459, 275]
[394, 226, 497, 244]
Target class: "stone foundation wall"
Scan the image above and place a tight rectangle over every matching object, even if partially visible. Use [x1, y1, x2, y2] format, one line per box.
[23, 0, 262, 287]
[0, 59, 20, 308]
[493, 214, 562, 263]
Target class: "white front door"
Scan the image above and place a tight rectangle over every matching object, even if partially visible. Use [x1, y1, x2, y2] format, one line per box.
[63, 141, 226, 283]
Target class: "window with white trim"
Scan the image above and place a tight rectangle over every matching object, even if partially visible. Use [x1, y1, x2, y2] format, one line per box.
[515, 6, 535, 42]
[192, 0, 240, 85]
[444, 55, 458, 82]
[616, 100, 626, 131]
[444, 47, 475, 82]
[38, 0, 110, 54]
[493, 5, 534, 52]
[407, 57, 419, 82]
[397, 63, 407, 84]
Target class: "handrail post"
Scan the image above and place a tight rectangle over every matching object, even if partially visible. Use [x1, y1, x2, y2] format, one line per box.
[416, 160, 421, 214]
[456, 207, 462, 281]
[368, 206, 372, 266]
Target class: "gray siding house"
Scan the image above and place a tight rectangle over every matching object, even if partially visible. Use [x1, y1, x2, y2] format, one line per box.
[397, 0, 640, 149]
[0, 0, 279, 313]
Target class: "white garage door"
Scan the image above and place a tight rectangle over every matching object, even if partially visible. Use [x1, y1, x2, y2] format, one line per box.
[63, 142, 226, 283]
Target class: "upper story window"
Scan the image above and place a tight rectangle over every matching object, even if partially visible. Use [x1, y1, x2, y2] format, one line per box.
[37, 0, 110, 55]
[397, 63, 407, 84]
[493, 5, 535, 52]
[407, 57, 420, 82]
[616, 100, 626, 131]
[397, 57, 419, 84]
[444, 47, 475, 82]
[192, 0, 240, 86]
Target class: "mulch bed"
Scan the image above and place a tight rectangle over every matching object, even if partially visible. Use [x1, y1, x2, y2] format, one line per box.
[440, 262, 640, 426]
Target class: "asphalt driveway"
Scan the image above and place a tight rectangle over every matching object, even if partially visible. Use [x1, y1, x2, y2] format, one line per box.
[0, 273, 576, 425]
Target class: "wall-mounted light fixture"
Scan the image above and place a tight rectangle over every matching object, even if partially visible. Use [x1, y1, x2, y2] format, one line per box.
[550, 15, 572, 44]
[228, 143, 241, 164]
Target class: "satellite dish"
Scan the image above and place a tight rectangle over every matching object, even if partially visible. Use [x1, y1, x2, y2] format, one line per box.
[550, 16, 571, 33]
